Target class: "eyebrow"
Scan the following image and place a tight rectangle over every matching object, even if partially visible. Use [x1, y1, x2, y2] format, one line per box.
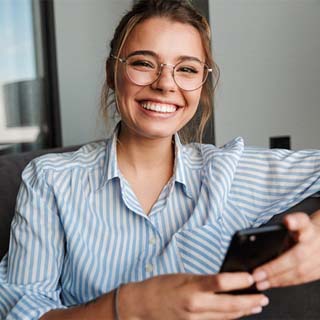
[126, 50, 203, 63]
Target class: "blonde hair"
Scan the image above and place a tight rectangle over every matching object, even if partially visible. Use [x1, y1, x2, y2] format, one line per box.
[101, 0, 220, 143]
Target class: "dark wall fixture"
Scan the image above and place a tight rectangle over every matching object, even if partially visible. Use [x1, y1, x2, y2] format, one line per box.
[270, 136, 291, 150]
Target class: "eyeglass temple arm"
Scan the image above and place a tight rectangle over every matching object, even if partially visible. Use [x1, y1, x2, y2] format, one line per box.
[111, 54, 126, 63]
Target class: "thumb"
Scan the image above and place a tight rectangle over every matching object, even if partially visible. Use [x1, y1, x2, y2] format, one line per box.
[283, 212, 314, 242]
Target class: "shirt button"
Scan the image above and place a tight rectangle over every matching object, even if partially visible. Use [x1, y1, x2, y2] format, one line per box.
[149, 237, 156, 245]
[146, 264, 153, 273]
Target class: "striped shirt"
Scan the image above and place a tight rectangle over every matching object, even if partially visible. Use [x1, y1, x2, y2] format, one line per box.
[1, 127, 320, 319]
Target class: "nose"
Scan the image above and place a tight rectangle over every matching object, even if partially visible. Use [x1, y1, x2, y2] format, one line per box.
[151, 63, 177, 92]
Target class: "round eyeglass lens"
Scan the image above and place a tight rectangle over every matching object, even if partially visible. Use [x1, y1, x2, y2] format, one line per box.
[125, 56, 159, 86]
[173, 60, 207, 91]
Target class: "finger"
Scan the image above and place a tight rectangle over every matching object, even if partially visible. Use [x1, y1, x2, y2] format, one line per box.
[191, 310, 244, 320]
[253, 241, 320, 289]
[181, 290, 269, 319]
[253, 235, 317, 283]
[210, 293, 269, 313]
[283, 212, 315, 242]
[205, 273, 254, 292]
[190, 307, 264, 320]
[256, 258, 320, 290]
[185, 292, 268, 314]
[311, 209, 320, 227]
[254, 241, 312, 276]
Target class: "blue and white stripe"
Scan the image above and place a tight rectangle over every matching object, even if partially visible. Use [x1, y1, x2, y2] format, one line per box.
[1, 128, 319, 319]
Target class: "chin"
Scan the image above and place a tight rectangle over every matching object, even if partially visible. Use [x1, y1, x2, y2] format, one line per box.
[137, 124, 178, 140]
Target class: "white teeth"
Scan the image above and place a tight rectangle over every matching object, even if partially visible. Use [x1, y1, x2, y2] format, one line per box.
[141, 101, 177, 113]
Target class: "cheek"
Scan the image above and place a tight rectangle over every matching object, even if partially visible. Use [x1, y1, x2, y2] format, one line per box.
[115, 72, 143, 118]
[115, 71, 132, 109]
[115, 67, 127, 94]
[186, 90, 202, 110]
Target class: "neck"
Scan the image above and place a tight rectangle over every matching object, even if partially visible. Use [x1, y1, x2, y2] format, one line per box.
[116, 124, 175, 174]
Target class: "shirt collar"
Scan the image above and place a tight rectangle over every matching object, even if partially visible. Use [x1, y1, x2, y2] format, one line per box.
[173, 133, 194, 199]
[98, 124, 120, 189]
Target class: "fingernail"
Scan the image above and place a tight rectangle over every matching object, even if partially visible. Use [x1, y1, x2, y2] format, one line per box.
[253, 270, 267, 282]
[251, 306, 263, 314]
[248, 275, 254, 285]
[256, 281, 270, 291]
[261, 297, 269, 306]
[288, 216, 297, 228]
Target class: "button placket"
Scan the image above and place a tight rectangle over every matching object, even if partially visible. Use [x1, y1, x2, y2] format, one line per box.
[149, 236, 156, 245]
[144, 218, 163, 276]
[145, 263, 153, 273]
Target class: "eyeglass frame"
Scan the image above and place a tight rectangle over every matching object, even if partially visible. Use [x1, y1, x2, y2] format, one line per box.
[111, 54, 213, 91]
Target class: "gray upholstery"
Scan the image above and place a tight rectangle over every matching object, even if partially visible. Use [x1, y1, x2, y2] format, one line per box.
[0, 147, 319, 319]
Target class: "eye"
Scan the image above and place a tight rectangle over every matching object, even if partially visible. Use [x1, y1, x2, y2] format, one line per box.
[176, 66, 198, 74]
[129, 59, 156, 70]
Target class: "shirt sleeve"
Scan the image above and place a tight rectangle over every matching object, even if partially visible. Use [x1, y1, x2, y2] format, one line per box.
[230, 147, 320, 227]
[0, 158, 67, 319]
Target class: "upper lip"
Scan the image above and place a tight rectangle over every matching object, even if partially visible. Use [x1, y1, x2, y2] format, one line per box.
[139, 99, 183, 108]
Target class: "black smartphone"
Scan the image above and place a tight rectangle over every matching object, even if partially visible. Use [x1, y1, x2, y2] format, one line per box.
[220, 223, 294, 294]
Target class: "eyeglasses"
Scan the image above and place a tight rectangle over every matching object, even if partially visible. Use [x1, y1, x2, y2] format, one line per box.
[111, 53, 212, 91]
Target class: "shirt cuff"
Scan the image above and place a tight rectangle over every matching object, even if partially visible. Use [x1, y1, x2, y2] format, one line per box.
[4, 292, 66, 320]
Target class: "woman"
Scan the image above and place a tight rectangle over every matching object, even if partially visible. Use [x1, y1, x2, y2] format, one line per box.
[1, 0, 320, 319]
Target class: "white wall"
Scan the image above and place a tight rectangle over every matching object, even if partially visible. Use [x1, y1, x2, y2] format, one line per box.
[210, 1, 320, 149]
[54, 0, 132, 146]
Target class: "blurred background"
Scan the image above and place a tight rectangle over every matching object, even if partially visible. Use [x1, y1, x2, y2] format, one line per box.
[0, 0, 319, 156]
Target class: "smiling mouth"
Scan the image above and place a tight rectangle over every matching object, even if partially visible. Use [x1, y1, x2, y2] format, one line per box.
[140, 101, 178, 113]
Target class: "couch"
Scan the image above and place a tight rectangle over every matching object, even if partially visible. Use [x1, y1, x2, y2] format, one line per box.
[0, 147, 319, 319]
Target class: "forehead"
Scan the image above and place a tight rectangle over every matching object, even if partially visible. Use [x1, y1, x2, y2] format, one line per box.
[121, 17, 205, 61]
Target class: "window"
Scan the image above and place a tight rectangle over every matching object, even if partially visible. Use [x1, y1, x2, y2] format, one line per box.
[0, 0, 61, 155]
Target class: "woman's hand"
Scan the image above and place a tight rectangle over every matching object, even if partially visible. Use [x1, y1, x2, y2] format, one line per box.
[118, 273, 269, 320]
[253, 210, 320, 290]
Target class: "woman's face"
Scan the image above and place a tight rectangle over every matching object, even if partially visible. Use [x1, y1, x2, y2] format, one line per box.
[115, 17, 205, 141]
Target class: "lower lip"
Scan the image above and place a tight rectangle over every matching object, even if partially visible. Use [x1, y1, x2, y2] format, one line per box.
[138, 103, 179, 119]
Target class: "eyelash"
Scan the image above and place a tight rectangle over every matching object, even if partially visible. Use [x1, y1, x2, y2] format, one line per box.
[130, 60, 155, 68]
[177, 66, 198, 74]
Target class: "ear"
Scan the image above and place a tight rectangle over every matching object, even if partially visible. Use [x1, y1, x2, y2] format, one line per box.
[106, 58, 115, 90]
